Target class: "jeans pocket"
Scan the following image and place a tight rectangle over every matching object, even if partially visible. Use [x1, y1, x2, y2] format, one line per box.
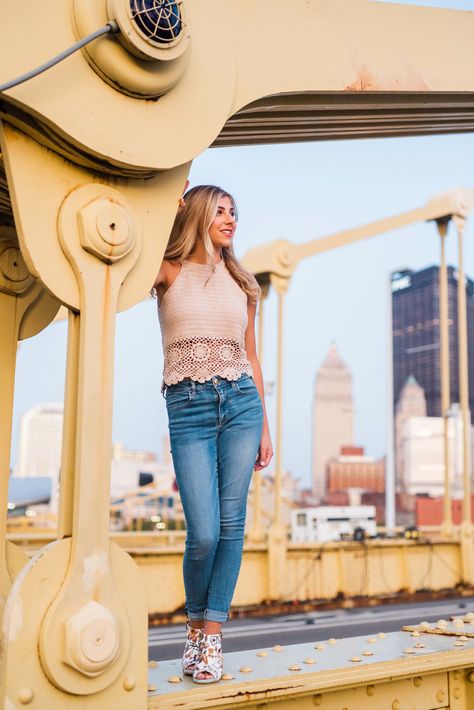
[165, 386, 195, 411]
[235, 375, 256, 394]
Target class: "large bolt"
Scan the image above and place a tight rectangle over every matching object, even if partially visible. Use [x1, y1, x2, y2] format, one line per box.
[64, 601, 120, 677]
[78, 197, 135, 264]
[0, 244, 32, 295]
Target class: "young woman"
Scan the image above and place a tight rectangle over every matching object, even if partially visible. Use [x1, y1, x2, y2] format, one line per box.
[153, 184, 273, 683]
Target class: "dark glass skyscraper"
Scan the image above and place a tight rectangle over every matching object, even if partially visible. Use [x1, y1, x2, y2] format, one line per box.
[392, 265, 474, 422]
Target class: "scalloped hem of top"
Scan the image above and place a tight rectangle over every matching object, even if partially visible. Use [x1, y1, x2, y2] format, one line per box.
[161, 369, 253, 394]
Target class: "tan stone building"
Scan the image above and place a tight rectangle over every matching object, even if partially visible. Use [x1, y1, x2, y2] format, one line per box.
[395, 375, 427, 492]
[311, 343, 354, 501]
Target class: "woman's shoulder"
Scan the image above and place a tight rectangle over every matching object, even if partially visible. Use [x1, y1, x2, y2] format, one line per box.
[154, 258, 183, 288]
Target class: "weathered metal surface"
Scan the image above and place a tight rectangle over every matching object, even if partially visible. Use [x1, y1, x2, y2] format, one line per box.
[147, 630, 474, 708]
[3, 534, 466, 616]
[404, 614, 474, 639]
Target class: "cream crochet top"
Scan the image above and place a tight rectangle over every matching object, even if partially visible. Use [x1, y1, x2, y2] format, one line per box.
[157, 258, 254, 392]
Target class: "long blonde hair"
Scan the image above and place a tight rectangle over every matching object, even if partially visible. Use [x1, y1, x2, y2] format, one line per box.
[154, 185, 261, 304]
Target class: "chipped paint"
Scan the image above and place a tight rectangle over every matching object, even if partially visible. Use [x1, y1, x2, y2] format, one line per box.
[346, 62, 431, 92]
[82, 549, 108, 594]
[5, 596, 22, 642]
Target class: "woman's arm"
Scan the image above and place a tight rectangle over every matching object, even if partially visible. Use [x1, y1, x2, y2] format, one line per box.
[245, 299, 273, 471]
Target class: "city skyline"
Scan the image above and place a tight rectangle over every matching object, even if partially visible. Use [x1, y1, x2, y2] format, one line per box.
[10, 129, 474, 489]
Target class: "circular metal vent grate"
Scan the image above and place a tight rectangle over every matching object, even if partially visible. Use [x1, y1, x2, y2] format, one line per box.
[129, 0, 183, 45]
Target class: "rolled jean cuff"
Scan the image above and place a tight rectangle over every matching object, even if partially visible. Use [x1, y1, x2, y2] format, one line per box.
[186, 609, 205, 620]
[204, 608, 228, 623]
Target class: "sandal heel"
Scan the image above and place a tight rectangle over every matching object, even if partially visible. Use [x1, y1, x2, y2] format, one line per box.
[182, 621, 203, 676]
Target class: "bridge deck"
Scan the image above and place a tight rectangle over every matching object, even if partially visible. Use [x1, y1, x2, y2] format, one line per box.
[148, 629, 474, 708]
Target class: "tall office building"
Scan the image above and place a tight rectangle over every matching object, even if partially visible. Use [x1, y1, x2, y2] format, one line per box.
[311, 343, 354, 500]
[16, 403, 63, 478]
[392, 266, 474, 421]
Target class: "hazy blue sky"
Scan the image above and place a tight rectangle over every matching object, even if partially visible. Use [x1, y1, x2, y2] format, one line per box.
[10, 0, 474, 489]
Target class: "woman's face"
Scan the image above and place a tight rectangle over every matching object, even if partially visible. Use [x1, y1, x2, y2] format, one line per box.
[208, 195, 236, 249]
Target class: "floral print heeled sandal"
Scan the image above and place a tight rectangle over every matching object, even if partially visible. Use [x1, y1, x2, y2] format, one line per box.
[193, 632, 223, 684]
[182, 622, 204, 675]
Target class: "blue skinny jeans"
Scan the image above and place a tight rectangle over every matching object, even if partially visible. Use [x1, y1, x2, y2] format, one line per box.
[164, 373, 264, 623]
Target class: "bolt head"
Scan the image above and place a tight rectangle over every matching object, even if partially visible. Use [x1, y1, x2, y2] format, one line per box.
[78, 197, 135, 264]
[64, 600, 120, 677]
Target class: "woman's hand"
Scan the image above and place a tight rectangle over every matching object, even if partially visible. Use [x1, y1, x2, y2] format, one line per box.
[254, 428, 273, 471]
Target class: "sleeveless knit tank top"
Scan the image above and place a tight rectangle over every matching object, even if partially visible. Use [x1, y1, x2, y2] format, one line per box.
[157, 259, 254, 392]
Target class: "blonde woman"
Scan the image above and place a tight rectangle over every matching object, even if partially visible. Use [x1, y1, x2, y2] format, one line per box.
[153, 185, 273, 683]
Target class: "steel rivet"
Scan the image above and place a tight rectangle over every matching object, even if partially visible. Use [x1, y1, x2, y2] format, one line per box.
[367, 637, 377, 643]
[303, 657, 316, 664]
[240, 666, 252, 673]
[366, 684, 375, 697]
[436, 690, 445, 702]
[148, 660, 158, 668]
[327, 638, 337, 645]
[313, 695, 323, 707]
[377, 632, 386, 638]
[222, 673, 235, 680]
[350, 656, 361, 662]
[392, 701, 400, 710]
[415, 642, 425, 648]
[257, 650, 268, 657]
[455, 641, 466, 647]
[411, 630, 420, 637]
[459, 636, 469, 641]
[404, 647, 415, 654]
[18, 688, 34, 705]
[419, 621, 430, 629]
[453, 688, 462, 699]
[314, 644, 325, 651]
[288, 664, 301, 671]
[272, 645, 284, 652]
[467, 671, 474, 682]
[123, 677, 136, 691]
[413, 676, 423, 687]
[362, 650, 374, 656]
[453, 670, 462, 680]
[147, 684, 157, 692]
[168, 676, 182, 683]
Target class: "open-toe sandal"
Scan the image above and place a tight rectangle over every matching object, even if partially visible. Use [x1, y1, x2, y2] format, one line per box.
[192, 632, 223, 684]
